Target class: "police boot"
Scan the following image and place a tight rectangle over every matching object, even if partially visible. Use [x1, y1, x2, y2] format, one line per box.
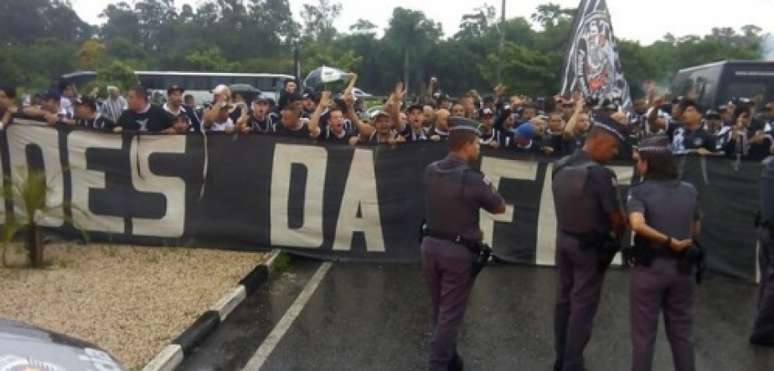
[447, 353, 464, 371]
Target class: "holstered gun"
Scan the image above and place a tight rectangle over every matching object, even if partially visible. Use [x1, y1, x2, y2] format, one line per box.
[567, 231, 621, 272]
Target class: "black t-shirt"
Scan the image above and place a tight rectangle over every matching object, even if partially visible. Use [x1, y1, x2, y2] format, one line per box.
[77, 114, 115, 131]
[479, 127, 500, 146]
[401, 126, 430, 142]
[498, 129, 514, 148]
[544, 131, 565, 155]
[248, 112, 278, 133]
[562, 134, 586, 156]
[319, 112, 354, 135]
[165, 104, 202, 133]
[118, 104, 174, 132]
[322, 126, 355, 144]
[275, 119, 313, 138]
[429, 127, 449, 141]
[667, 121, 716, 153]
[278, 92, 300, 110]
[723, 125, 774, 161]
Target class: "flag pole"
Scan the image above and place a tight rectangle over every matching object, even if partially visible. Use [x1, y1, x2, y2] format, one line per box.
[497, 0, 506, 85]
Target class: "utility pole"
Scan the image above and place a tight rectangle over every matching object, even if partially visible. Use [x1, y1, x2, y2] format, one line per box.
[293, 41, 301, 83]
[497, 0, 506, 85]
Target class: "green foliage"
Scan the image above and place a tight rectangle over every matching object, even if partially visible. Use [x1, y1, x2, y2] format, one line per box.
[91, 60, 139, 94]
[481, 42, 562, 95]
[0, 38, 78, 90]
[78, 40, 108, 69]
[184, 47, 238, 72]
[0, 0, 92, 46]
[301, 0, 341, 43]
[2, 169, 56, 268]
[0, 0, 766, 99]
[272, 251, 292, 272]
[1, 167, 90, 268]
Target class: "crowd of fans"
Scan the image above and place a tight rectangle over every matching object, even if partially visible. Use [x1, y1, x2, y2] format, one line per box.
[0, 74, 772, 161]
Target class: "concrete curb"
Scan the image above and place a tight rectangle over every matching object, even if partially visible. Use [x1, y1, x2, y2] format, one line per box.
[142, 250, 282, 371]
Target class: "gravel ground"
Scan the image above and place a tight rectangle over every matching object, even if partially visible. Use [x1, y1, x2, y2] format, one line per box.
[0, 243, 267, 370]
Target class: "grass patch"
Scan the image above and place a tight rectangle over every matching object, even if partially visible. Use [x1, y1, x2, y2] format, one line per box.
[272, 251, 292, 273]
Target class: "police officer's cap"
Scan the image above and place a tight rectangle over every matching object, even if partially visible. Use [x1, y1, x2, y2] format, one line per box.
[590, 119, 625, 142]
[636, 135, 672, 154]
[448, 116, 480, 136]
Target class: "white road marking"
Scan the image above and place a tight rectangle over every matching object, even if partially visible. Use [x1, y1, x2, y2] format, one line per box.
[242, 262, 333, 371]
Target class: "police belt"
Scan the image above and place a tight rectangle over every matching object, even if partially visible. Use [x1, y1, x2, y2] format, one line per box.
[560, 230, 614, 250]
[424, 229, 483, 252]
[631, 238, 706, 283]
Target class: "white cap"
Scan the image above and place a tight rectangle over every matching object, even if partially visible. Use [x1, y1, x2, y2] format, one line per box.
[211, 84, 230, 95]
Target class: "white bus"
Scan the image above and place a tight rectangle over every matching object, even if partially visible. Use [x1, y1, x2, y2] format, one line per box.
[60, 70, 295, 106]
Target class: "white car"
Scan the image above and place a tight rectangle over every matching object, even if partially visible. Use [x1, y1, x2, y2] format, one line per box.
[0, 318, 125, 371]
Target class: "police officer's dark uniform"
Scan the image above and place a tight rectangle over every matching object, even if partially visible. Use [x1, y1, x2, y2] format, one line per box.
[421, 117, 505, 371]
[552, 121, 626, 371]
[751, 155, 774, 346]
[626, 136, 702, 371]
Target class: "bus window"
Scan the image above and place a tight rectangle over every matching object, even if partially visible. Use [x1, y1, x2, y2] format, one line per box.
[187, 76, 212, 90]
[139, 74, 164, 89]
[248, 78, 272, 91]
[725, 82, 768, 102]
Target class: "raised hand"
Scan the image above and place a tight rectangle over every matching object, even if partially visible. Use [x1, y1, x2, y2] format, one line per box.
[651, 95, 666, 108]
[573, 92, 584, 111]
[319, 90, 333, 108]
[392, 82, 407, 101]
[494, 84, 507, 97]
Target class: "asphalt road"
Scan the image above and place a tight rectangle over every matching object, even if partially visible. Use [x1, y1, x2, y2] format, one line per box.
[178, 257, 774, 371]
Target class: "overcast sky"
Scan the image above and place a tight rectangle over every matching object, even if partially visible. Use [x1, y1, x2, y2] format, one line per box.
[71, 0, 774, 45]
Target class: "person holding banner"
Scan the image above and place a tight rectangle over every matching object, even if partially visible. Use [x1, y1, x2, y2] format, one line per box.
[626, 136, 702, 371]
[420, 116, 505, 371]
[551, 120, 627, 371]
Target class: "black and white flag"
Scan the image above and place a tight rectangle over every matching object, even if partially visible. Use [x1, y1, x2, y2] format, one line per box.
[560, 0, 632, 109]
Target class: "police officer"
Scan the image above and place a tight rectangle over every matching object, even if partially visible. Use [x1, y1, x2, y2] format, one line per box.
[626, 136, 702, 371]
[421, 117, 506, 371]
[552, 121, 627, 371]
[751, 155, 774, 346]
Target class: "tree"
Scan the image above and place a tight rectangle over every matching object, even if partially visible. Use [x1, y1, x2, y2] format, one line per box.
[78, 40, 107, 69]
[0, 0, 92, 46]
[300, 0, 342, 43]
[384, 8, 443, 93]
[617, 39, 660, 98]
[531, 3, 575, 29]
[481, 42, 561, 95]
[0, 1, 768, 100]
[90, 60, 139, 93]
[455, 5, 496, 40]
[184, 47, 238, 71]
[134, 0, 178, 51]
[350, 19, 377, 34]
[249, 0, 300, 47]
